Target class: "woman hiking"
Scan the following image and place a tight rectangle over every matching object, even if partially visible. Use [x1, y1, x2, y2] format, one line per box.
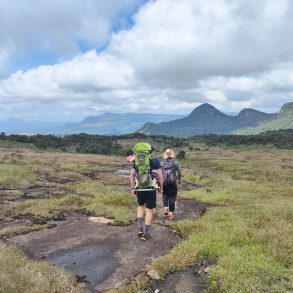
[162, 148, 182, 220]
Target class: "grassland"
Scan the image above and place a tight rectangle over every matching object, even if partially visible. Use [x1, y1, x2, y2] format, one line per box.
[0, 143, 293, 292]
[115, 147, 293, 292]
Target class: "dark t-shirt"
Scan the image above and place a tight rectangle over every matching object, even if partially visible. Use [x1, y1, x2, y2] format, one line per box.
[150, 158, 161, 169]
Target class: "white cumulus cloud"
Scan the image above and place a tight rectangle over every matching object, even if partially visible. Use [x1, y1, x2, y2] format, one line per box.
[1, 0, 293, 120]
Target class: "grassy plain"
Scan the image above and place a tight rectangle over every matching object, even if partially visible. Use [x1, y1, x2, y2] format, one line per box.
[116, 147, 293, 292]
[0, 142, 293, 292]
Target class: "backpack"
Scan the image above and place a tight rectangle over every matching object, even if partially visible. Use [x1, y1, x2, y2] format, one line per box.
[133, 143, 153, 190]
[162, 159, 177, 185]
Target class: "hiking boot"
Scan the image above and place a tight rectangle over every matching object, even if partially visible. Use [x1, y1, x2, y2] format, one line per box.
[137, 227, 143, 238]
[140, 233, 152, 241]
[168, 212, 175, 220]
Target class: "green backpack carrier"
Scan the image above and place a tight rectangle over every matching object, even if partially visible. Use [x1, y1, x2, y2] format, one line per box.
[133, 143, 154, 191]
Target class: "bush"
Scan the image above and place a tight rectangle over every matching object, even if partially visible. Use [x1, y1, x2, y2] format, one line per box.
[177, 150, 186, 160]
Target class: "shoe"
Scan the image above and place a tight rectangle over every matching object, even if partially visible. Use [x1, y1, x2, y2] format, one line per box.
[137, 227, 143, 238]
[141, 233, 152, 241]
[164, 207, 169, 215]
[168, 212, 175, 220]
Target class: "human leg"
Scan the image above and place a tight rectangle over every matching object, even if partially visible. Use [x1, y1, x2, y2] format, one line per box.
[141, 190, 156, 240]
[136, 192, 146, 236]
[167, 186, 177, 220]
[163, 192, 169, 215]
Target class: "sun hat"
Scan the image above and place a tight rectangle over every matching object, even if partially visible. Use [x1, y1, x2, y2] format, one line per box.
[163, 149, 175, 159]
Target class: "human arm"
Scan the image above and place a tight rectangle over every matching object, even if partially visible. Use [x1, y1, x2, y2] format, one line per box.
[157, 168, 163, 195]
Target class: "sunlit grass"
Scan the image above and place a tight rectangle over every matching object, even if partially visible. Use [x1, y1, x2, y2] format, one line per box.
[1, 146, 293, 292]
[0, 164, 36, 189]
[118, 148, 293, 292]
[0, 242, 87, 293]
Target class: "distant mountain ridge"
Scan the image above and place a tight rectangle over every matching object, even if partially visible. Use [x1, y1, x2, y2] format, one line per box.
[2, 103, 291, 136]
[234, 102, 293, 134]
[139, 103, 281, 137]
[44, 112, 183, 135]
[0, 118, 68, 134]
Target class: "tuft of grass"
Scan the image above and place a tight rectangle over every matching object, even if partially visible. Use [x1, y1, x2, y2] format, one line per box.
[0, 242, 87, 293]
[0, 164, 36, 189]
[0, 224, 52, 238]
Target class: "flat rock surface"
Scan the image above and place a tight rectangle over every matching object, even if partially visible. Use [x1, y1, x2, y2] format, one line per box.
[8, 198, 208, 292]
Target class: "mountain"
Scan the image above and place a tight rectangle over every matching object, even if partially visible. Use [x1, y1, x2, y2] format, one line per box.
[0, 118, 68, 134]
[234, 102, 293, 134]
[139, 103, 277, 137]
[45, 112, 183, 135]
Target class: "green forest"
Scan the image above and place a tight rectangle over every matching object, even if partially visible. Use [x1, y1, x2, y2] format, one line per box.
[0, 129, 292, 156]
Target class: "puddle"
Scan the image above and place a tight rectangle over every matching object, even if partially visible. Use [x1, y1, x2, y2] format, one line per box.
[114, 168, 130, 177]
[48, 241, 119, 292]
[153, 267, 208, 293]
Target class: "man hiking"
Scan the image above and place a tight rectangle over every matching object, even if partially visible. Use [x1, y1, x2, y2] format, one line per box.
[162, 148, 182, 220]
[130, 143, 163, 241]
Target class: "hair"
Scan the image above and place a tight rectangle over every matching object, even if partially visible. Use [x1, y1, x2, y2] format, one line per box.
[149, 145, 155, 154]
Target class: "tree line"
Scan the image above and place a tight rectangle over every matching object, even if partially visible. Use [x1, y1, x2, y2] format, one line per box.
[0, 129, 292, 156]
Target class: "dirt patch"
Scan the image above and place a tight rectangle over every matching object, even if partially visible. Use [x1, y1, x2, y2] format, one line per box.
[154, 197, 209, 224]
[88, 217, 114, 224]
[179, 180, 203, 191]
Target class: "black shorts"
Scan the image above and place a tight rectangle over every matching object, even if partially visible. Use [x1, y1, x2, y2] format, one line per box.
[136, 189, 156, 209]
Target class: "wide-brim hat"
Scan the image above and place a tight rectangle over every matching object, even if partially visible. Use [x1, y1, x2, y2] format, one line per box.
[163, 149, 175, 159]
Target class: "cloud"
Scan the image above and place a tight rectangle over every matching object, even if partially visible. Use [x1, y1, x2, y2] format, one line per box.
[1, 0, 293, 120]
[0, 49, 10, 78]
[0, 0, 144, 73]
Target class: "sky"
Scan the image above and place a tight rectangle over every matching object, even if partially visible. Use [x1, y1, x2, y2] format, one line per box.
[0, 0, 293, 121]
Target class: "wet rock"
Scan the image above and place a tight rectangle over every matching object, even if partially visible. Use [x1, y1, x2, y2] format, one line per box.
[147, 269, 161, 280]
[153, 267, 209, 293]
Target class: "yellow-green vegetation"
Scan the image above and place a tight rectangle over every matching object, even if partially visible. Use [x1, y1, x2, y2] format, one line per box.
[0, 163, 36, 189]
[0, 242, 86, 293]
[1, 146, 293, 292]
[0, 150, 136, 225]
[117, 148, 293, 292]
[0, 224, 52, 238]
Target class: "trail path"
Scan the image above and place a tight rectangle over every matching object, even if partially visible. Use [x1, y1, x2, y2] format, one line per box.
[7, 169, 209, 292]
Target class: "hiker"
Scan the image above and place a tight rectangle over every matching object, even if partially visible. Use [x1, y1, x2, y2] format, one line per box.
[162, 148, 182, 220]
[129, 143, 163, 241]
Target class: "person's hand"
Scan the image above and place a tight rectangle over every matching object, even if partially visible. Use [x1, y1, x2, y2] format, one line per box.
[159, 188, 163, 196]
[131, 189, 136, 197]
